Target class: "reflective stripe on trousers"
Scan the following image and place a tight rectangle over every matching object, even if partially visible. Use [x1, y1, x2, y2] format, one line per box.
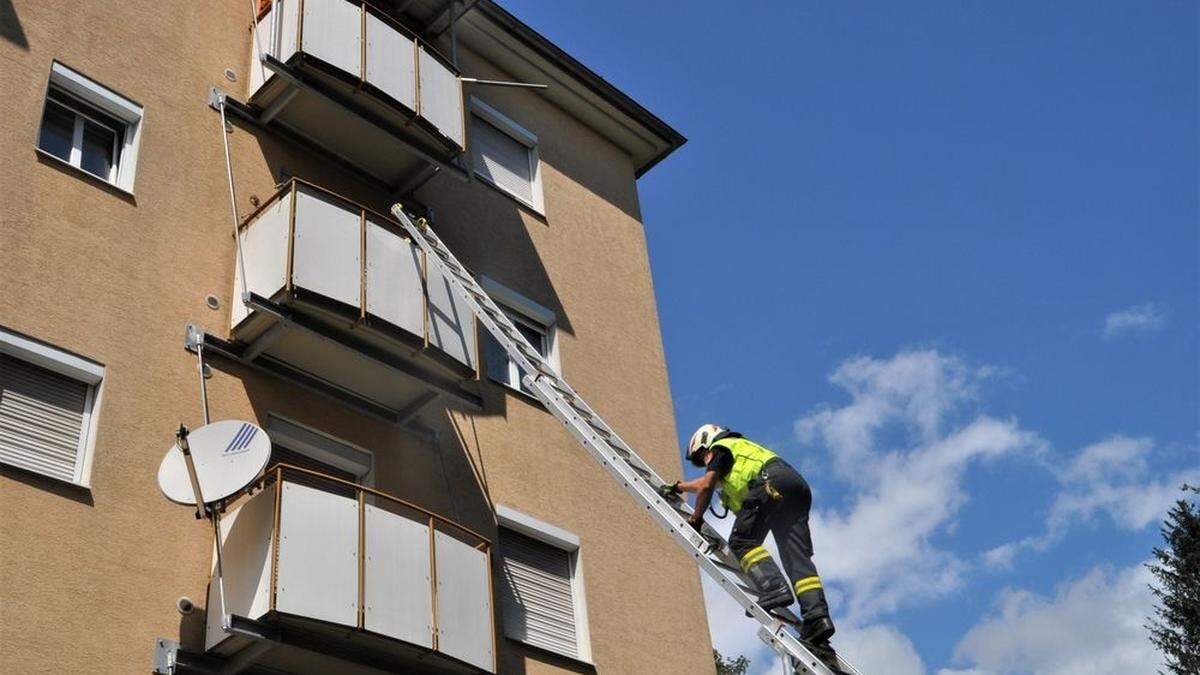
[727, 459, 830, 621]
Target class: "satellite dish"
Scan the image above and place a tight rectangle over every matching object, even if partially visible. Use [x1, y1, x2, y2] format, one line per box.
[158, 420, 271, 506]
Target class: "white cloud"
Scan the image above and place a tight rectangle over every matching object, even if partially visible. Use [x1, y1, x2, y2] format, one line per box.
[953, 563, 1162, 675]
[837, 623, 926, 675]
[796, 351, 1044, 619]
[984, 436, 1199, 568]
[1102, 303, 1167, 339]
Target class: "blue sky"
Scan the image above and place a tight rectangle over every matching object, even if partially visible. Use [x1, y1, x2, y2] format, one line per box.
[501, 2, 1197, 672]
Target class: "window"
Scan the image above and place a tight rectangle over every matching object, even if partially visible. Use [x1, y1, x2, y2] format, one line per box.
[266, 414, 373, 485]
[36, 62, 144, 192]
[469, 97, 544, 214]
[0, 328, 104, 487]
[495, 505, 591, 662]
[479, 276, 558, 396]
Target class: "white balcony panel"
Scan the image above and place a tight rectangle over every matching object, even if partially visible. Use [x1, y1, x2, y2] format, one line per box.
[277, 0, 300, 64]
[205, 488, 276, 651]
[250, 0, 301, 95]
[364, 504, 433, 647]
[293, 185, 361, 310]
[275, 481, 359, 627]
[232, 196, 291, 327]
[301, 0, 361, 78]
[365, 218, 424, 336]
[418, 48, 464, 148]
[435, 531, 493, 672]
[249, 3, 274, 94]
[365, 13, 416, 110]
[426, 266, 476, 370]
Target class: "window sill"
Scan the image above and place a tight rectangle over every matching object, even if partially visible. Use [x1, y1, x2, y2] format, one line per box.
[35, 148, 136, 202]
[473, 171, 545, 219]
[503, 635, 594, 669]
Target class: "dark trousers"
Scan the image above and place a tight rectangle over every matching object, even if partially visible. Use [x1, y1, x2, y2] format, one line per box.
[728, 459, 830, 621]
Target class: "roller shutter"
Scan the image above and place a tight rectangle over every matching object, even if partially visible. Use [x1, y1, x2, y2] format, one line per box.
[497, 528, 579, 658]
[0, 352, 90, 482]
[471, 116, 534, 205]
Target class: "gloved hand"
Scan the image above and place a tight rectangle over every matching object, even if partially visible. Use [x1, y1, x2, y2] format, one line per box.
[658, 481, 682, 498]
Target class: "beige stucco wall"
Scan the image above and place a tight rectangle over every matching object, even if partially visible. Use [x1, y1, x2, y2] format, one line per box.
[0, 2, 712, 673]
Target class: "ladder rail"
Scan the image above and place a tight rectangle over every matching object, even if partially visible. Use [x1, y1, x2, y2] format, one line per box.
[392, 205, 854, 675]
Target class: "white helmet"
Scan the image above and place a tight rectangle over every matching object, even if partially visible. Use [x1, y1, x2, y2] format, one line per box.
[686, 423, 726, 465]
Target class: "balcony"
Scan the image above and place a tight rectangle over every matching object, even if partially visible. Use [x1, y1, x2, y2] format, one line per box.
[227, 179, 480, 417]
[247, 0, 465, 184]
[205, 464, 495, 673]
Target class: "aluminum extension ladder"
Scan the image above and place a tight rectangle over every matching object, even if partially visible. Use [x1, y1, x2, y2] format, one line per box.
[391, 205, 861, 675]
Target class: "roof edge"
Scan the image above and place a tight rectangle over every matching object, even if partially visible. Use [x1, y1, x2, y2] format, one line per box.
[476, 1, 686, 177]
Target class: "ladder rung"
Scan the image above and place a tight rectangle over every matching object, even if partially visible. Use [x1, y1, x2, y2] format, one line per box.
[586, 420, 612, 438]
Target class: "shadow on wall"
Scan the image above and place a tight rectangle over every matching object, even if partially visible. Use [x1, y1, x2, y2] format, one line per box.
[497, 640, 597, 675]
[197, 354, 498, 539]
[0, 463, 94, 506]
[417, 173, 577, 337]
[1, 0, 29, 50]
[179, 604, 207, 653]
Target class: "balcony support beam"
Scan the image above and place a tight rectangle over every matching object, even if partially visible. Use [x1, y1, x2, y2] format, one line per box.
[258, 84, 300, 125]
[241, 319, 289, 362]
[395, 390, 439, 427]
[219, 641, 274, 675]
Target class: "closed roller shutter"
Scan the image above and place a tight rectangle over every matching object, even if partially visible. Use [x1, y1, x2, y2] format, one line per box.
[498, 528, 579, 658]
[0, 352, 90, 482]
[471, 116, 534, 205]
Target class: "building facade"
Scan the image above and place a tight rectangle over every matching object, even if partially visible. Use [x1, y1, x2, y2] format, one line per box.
[0, 1, 711, 672]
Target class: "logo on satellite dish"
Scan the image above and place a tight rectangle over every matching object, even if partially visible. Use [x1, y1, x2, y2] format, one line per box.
[223, 423, 259, 456]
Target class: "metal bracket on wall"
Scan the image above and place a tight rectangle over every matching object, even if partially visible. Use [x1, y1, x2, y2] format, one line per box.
[207, 86, 227, 112]
[153, 638, 223, 675]
[185, 324, 205, 352]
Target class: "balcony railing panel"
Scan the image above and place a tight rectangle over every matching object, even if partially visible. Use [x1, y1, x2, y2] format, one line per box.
[435, 530, 495, 671]
[364, 503, 434, 648]
[365, 215, 425, 335]
[275, 480, 361, 626]
[365, 13, 416, 111]
[292, 185, 363, 311]
[231, 195, 290, 328]
[302, 0, 361, 78]
[204, 485, 275, 651]
[205, 465, 496, 673]
[418, 47, 466, 149]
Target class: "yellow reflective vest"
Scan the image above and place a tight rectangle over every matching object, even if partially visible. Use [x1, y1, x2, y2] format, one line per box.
[713, 437, 777, 512]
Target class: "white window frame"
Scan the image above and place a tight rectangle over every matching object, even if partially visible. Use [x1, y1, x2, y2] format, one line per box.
[37, 61, 145, 193]
[480, 276, 559, 395]
[0, 327, 105, 488]
[495, 504, 592, 663]
[266, 413, 374, 486]
[469, 97, 544, 214]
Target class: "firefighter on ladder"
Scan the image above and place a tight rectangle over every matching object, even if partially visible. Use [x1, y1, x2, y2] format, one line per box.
[664, 424, 836, 647]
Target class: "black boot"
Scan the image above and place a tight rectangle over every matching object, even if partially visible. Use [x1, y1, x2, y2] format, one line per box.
[796, 586, 835, 642]
[800, 616, 835, 644]
[802, 640, 849, 675]
[745, 558, 794, 611]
